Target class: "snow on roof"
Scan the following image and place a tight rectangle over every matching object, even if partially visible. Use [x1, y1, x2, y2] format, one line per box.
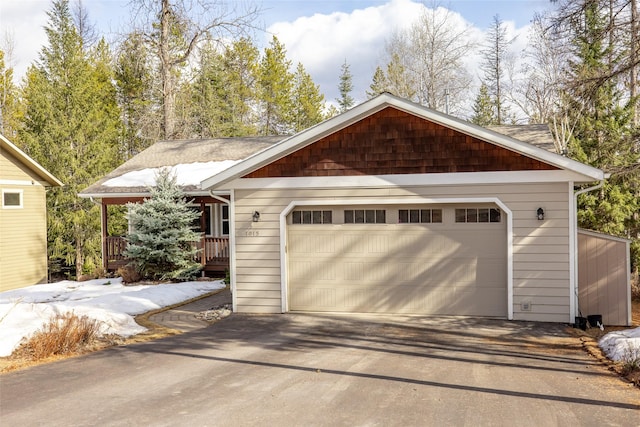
[103, 160, 240, 188]
[79, 136, 285, 198]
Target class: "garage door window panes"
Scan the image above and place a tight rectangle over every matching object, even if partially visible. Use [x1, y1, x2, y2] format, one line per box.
[292, 210, 332, 224]
[398, 209, 442, 223]
[344, 209, 386, 224]
[455, 208, 501, 223]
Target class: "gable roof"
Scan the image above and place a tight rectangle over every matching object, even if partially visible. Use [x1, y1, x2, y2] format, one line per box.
[201, 93, 603, 190]
[79, 136, 284, 198]
[488, 124, 558, 153]
[0, 134, 63, 187]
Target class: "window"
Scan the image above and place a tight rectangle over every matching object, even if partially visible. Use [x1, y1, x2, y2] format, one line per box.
[343, 209, 386, 224]
[221, 204, 229, 235]
[292, 210, 332, 224]
[191, 205, 212, 235]
[399, 209, 442, 223]
[455, 208, 501, 223]
[2, 190, 22, 209]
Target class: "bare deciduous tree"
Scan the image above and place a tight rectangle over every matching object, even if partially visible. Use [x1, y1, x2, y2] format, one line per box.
[128, 0, 260, 139]
[382, 4, 476, 115]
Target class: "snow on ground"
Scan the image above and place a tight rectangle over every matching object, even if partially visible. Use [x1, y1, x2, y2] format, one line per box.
[599, 327, 640, 362]
[103, 161, 240, 188]
[0, 278, 226, 357]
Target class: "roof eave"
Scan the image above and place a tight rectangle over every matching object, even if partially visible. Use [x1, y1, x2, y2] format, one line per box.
[78, 190, 215, 200]
[201, 93, 605, 190]
[1, 134, 64, 187]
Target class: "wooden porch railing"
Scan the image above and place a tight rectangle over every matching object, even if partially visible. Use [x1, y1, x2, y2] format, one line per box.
[104, 236, 230, 272]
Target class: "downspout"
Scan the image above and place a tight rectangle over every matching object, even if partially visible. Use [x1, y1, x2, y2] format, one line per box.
[209, 190, 234, 310]
[572, 178, 607, 322]
[208, 190, 230, 205]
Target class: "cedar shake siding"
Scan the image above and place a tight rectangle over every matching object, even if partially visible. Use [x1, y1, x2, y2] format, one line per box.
[245, 107, 558, 178]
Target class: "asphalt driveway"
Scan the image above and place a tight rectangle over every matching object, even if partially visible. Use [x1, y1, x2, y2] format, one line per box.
[1, 314, 638, 426]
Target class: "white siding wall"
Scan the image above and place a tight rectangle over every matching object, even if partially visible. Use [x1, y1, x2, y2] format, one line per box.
[233, 182, 570, 321]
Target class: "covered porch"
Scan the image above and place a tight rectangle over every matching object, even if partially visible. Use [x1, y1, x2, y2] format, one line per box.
[99, 196, 230, 276]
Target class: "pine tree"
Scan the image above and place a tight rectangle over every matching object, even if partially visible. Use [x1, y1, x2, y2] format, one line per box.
[561, 1, 640, 270]
[367, 66, 388, 99]
[19, 0, 122, 277]
[124, 168, 202, 280]
[189, 38, 260, 137]
[114, 32, 156, 157]
[480, 15, 513, 124]
[0, 49, 21, 137]
[257, 36, 293, 135]
[291, 62, 325, 132]
[189, 41, 228, 137]
[336, 60, 354, 112]
[471, 82, 497, 126]
[220, 38, 259, 136]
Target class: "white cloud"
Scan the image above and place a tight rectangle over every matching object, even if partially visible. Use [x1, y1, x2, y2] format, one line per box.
[3, 0, 537, 119]
[0, 0, 49, 81]
[267, 0, 425, 104]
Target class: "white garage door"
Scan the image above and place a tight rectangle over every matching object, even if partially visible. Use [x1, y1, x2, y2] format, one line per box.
[287, 206, 507, 316]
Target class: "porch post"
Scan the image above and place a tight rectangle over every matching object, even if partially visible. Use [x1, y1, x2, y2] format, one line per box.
[200, 200, 206, 268]
[101, 201, 108, 271]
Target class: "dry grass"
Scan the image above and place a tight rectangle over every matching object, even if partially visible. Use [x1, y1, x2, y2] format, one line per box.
[12, 313, 101, 361]
[1, 311, 180, 374]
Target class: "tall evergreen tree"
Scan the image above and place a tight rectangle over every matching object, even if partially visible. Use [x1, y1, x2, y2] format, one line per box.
[559, 0, 640, 270]
[220, 38, 259, 136]
[19, 0, 122, 277]
[189, 41, 228, 138]
[124, 168, 201, 281]
[367, 66, 388, 99]
[480, 15, 513, 124]
[471, 82, 496, 126]
[336, 60, 354, 112]
[115, 32, 156, 157]
[291, 62, 325, 132]
[188, 38, 259, 137]
[257, 36, 293, 135]
[0, 49, 20, 137]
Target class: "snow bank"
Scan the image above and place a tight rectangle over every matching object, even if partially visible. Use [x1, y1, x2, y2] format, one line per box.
[599, 327, 640, 362]
[0, 278, 226, 357]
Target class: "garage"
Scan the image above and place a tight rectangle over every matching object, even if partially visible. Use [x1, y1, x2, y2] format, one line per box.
[287, 204, 507, 316]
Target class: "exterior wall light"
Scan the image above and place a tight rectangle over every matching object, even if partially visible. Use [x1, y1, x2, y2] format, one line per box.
[252, 211, 260, 222]
[537, 207, 545, 221]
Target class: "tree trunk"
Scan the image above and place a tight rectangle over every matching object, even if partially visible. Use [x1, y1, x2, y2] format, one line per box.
[631, 0, 638, 125]
[160, 0, 175, 139]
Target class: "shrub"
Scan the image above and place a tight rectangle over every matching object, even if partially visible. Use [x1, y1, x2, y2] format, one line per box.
[117, 265, 142, 284]
[17, 313, 101, 360]
[620, 344, 640, 375]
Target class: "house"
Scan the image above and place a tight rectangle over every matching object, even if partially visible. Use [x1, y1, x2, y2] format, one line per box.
[199, 93, 610, 323]
[79, 136, 284, 274]
[83, 94, 629, 324]
[0, 134, 63, 291]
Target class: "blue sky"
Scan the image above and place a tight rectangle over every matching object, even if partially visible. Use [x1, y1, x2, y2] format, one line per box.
[1, 0, 553, 106]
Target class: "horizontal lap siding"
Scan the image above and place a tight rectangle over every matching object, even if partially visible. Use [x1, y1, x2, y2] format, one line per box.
[0, 184, 48, 291]
[233, 182, 570, 321]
